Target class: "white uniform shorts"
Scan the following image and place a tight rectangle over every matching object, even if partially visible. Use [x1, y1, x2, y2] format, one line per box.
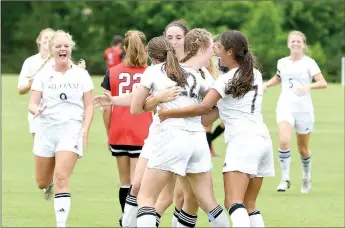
[140, 137, 153, 160]
[276, 110, 314, 134]
[28, 113, 39, 134]
[147, 129, 213, 176]
[33, 120, 83, 158]
[223, 134, 275, 178]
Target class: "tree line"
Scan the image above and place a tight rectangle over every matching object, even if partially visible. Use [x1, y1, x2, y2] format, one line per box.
[2, 1, 344, 81]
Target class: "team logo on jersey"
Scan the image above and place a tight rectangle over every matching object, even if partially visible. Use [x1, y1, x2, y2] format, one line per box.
[47, 83, 80, 90]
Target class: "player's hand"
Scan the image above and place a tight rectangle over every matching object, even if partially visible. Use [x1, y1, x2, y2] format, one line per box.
[77, 59, 86, 69]
[295, 86, 310, 96]
[156, 86, 181, 102]
[93, 92, 112, 108]
[157, 104, 169, 121]
[34, 104, 47, 118]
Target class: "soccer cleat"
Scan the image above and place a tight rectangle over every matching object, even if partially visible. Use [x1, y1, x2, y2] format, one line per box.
[301, 178, 312, 194]
[43, 183, 54, 200]
[277, 180, 291, 192]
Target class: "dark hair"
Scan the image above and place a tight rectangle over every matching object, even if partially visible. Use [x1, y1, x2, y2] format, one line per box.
[221, 30, 261, 99]
[163, 19, 190, 36]
[180, 28, 212, 63]
[112, 35, 123, 46]
[147, 36, 187, 87]
[124, 30, 147, 67]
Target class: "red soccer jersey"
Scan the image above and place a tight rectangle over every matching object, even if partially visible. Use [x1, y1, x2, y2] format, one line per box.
[108, 63, 152, 146]
[104, 47, 123, 69]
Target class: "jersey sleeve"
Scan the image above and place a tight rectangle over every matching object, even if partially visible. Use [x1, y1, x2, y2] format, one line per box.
[212, 74, 226, 98]
[83, 70, 94, 92]
[309, 59, 321, 77]
[101, 70, 111, 91]
[140, 66, 155, 89]
[17, 59, 30, 88]
[31, 73, 43, 92]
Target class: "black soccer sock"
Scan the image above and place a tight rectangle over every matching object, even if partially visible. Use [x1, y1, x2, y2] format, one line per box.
[211, 124, 225, 141]
[119, 186, 130, 212]
[206, 132, 212, 148]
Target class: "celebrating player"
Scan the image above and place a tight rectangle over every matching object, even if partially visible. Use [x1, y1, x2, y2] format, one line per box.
[29, 30, 94, 228]
[264, 31, 327, 193]
[158, 30, 275, 227]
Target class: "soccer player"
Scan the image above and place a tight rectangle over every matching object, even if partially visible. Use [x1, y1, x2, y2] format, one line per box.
[29, 30, 94, 228]
[264, 31, 327, 193]
[104, 35, 125, 69]
[18, 28, 55, 135]
[132, 28, 230, 228]
[158, 30, 275, 227]
[100, 30, 153, 225]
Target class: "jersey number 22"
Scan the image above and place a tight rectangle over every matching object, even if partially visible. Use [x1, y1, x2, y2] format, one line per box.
[118, 73, 142, 96]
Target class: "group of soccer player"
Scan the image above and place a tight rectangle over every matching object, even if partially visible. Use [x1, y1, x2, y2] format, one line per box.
[17, 18, 327, 228]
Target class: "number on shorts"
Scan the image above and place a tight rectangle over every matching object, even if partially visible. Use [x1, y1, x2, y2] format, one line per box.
[251, 85, 258, 113]
[118, 73, 142, 96]
[60, 93, 67, 100]
[289, 78, 293, 88]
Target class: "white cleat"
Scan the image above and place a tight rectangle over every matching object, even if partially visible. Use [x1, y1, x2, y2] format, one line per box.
[301, 178, 312, 194]
[44, 183, 54, 200]
[277, 180, 291, 192]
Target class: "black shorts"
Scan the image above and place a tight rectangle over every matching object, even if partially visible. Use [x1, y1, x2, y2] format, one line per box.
[109, 145, 142, 158]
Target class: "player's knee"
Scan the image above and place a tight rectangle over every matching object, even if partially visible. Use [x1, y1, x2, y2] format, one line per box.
[297, 145, 309, 155]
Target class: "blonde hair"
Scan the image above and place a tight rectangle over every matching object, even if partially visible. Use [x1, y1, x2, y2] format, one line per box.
[36, 28, 54, 51]
[48, 30, 76, 55]
[180, 28, 212, 63]
[124, 30, 147, 67]
[206, 56, 218, 79]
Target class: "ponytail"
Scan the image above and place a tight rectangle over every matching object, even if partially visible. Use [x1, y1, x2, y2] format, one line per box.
[225, 50, 257, 98]
[165, 49, 187, 87]
[124, 31, 147, 67]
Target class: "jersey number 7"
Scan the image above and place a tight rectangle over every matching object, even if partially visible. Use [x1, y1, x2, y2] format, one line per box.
[251, 85, 258, 113]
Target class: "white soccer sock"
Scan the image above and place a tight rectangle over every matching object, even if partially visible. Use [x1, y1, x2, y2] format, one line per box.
[172, 207, 180, 227]
[208, 205, 230, 227]
[249, 210, 265, 227]
[177, 209, 197, 227]
[137, 206, 156, 227]
[122, 193, 138, 227]
[279, 149, 291, 180]
[54, 193, 71, 228]
[156, 212, 161, 227]
[301, 155, 312, 179]
[228, 203, 250, 227]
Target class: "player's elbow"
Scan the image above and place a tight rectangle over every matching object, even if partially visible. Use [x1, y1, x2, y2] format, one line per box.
[17, 87, 28, 95]
[321, 80, 328, 88]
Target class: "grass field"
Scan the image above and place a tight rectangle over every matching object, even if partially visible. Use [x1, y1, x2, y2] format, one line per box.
[2, 74, 344, 227]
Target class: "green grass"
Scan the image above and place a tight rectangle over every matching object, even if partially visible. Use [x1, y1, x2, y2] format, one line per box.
[2, 74, 344, 227]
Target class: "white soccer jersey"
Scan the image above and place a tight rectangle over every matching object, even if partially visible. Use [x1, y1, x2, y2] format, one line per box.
[276, 55, 321, 112]
[31, 65, 94, 125]
[140, 63, 210, 132]
[213, 68, 269, 143]
[18, 54, 54, 89]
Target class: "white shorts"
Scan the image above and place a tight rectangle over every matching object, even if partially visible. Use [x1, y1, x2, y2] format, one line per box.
[33, 120, 83, 158]
[140, 137, 153, 160]
[276, 110, 314, 134]
[147, 130, 213, 176]
[28, 113, 39, 134]
[223, 134, 275, 178]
